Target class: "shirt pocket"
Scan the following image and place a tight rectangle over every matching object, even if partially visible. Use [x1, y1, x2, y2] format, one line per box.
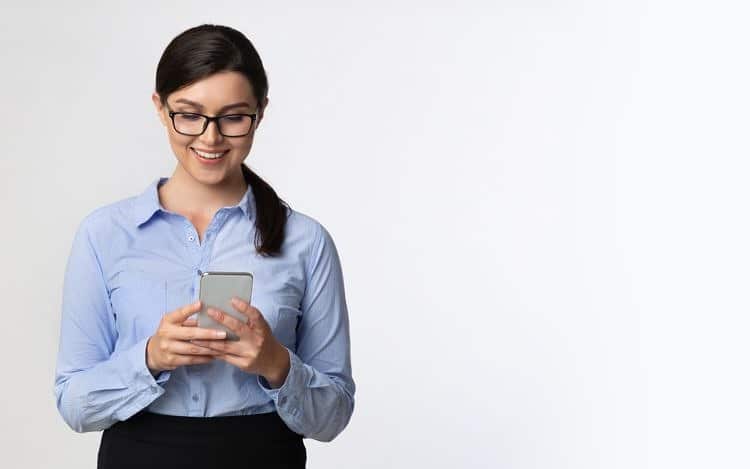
[165, 274, 196, 319]
[110, 271, 168, 341]
[269, 304, 300, 349]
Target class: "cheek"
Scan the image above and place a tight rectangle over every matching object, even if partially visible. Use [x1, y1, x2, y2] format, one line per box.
[223, 140, 253, 159]
[238, 136, 255, 152]
[168, 134, 194, 154]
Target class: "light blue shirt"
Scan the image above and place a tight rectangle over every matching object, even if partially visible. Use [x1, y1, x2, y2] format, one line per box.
[53, 177, 355, 442]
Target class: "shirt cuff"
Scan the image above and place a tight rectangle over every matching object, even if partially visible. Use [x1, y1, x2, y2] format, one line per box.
[257, 347, 305, 414]
[125, 336, 171, 390]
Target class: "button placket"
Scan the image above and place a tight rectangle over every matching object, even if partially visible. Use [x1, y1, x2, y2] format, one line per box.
[186, 229, 198, 245]
[184, 218, 200, 252]
[203, 209, 236, 264]
[188, 387, 202, 412]
[190, 268, 203, 299]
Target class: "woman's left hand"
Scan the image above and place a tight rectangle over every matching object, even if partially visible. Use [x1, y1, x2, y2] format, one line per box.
[189, 297, 290, 388]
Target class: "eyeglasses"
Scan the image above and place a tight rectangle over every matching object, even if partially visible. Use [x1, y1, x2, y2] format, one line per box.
[166, 104, 258, 137]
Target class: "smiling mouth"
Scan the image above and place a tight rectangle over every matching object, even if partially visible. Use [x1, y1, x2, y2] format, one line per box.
[192, 148, 229, 160]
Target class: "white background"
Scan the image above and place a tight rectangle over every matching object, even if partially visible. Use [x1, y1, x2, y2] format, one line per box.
[1, 1, 749, 468]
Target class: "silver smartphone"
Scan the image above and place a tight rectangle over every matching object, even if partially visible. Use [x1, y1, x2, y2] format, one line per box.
[197, 271, 254, 341]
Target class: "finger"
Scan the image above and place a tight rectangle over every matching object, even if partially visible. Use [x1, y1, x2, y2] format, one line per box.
[172, 355, 216, 366]
[171, 340, 224, 356]
[207, 307, 250, 336]
[230, 297, 263, 322]
[172, 325, 228, 341]
[189, 339, 240, 354]
[214, 353, 249, 369]
[182, 318, 198, 327]
[167, 300, 202, 324]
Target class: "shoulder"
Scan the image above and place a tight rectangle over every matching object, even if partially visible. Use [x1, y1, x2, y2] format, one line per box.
[284, 207, 335, 251]
[73, 195, 140, 246]
[283, 207, 342, 274]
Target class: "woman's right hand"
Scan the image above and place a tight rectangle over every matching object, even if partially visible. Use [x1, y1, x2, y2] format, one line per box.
[146, 300, 227, 375]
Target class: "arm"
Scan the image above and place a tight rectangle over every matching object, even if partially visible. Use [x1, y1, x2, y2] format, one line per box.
[53, 218, 170, 432]
[257, 223, 356, 442]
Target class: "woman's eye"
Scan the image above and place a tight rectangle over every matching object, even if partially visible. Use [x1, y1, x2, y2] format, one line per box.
[224, 115, 244, 122]
[180, 114, 201, 121]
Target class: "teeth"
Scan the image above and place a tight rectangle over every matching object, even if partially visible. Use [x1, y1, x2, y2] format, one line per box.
[194, 149, 227, 159]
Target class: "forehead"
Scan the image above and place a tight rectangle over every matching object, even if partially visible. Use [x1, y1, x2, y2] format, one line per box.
[169, 71, 256, 110]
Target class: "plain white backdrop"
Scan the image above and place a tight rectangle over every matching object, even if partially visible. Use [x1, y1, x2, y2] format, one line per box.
[2, 1, 749, 467]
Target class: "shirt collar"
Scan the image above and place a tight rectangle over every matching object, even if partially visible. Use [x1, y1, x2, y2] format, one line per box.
[133, 177, 255, 228]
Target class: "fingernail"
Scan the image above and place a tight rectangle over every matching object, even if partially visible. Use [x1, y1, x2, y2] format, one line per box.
[216, 330, 226, 338]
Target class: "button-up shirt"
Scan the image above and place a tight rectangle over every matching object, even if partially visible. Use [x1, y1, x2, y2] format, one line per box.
[53, 177, 355, 442]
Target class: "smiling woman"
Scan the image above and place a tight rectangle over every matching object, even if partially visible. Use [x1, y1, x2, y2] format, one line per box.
[154, 71, 261, 188]
[53, 24, 355, 469]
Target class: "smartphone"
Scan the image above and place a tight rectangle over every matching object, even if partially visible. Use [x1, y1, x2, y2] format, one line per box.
[197, 271, 254, 341]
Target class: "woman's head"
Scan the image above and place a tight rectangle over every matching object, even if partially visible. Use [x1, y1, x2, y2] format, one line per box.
[151, 24, 269, 187]
[152, 24, 288, 256]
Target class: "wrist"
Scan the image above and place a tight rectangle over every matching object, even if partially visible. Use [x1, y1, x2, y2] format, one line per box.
[145, 336, 161, 377]
[263, 342, 291, 389]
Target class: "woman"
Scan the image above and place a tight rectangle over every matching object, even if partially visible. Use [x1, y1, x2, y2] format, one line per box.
[53, 24, 355, 469]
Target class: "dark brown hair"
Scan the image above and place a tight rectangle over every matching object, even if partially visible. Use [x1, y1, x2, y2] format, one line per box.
[155, 24, 289, 256]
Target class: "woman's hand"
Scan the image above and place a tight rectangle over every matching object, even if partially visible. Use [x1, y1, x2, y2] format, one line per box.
[189, 297, 291, 388]
[146, 300, 228, 375]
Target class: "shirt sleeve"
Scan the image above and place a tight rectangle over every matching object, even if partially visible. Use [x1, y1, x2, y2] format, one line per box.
[257, 223, 356, 442]
[53, 216, 171, 433]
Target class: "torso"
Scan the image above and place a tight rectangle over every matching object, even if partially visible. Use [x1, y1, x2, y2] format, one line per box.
[189, 215, 212, 243]
[158, 183, 217, 243]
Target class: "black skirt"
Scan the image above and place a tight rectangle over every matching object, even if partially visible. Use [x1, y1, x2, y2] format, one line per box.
[97, 410, 306, 469]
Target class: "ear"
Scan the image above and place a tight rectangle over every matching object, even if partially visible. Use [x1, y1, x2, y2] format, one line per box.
[255, 97, 269, 129]
[152, 92, 167, 127]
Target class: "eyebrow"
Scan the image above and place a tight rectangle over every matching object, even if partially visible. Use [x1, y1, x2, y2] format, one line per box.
[173, 98, 252, 112]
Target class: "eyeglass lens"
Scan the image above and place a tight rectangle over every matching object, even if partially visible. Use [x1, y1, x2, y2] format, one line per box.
[173, 114, 254, 136]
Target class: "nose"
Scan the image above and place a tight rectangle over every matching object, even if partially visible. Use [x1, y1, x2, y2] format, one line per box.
[199, 119, 223, 145]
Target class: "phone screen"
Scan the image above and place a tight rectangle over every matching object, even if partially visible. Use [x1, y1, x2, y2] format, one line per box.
[197, 271, 253, 341]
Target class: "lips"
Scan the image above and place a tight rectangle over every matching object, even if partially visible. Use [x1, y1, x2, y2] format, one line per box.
[192, 147, 228, 158]
[191, 148, 228, 165]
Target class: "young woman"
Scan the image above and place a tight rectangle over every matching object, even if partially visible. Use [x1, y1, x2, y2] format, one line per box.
[53, 24, 355, 469]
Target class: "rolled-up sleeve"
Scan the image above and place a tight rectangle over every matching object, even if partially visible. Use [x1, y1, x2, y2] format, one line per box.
[53, 216, 170, 433]
[257, 223, 356, 442]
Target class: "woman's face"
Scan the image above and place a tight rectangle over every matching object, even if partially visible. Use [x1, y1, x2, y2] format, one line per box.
[152, 71, 267, 187]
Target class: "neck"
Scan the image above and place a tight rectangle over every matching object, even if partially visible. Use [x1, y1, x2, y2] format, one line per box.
[158, 166, 247, 218]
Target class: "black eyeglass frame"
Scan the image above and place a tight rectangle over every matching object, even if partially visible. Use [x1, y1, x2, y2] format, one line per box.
[166, 104, 258, 137]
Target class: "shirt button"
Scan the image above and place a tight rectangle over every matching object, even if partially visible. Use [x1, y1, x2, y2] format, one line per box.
[188, 235, 195, 242]
[192, 394, 199, 402]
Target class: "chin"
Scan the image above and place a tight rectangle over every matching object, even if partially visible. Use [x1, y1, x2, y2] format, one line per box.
[192, 168, 230, 183]
[185, 162, 240, 185]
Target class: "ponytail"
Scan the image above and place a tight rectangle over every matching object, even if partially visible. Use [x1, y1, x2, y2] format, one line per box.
[241, 163, 289, 257]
